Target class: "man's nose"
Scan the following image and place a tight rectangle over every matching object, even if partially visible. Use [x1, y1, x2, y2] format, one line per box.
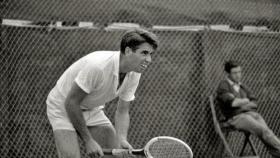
[145, 55, 152, 63]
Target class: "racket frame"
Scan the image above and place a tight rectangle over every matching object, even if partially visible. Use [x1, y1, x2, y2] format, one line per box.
[144, 136, 193, 158]
[104, 136, 193, 158]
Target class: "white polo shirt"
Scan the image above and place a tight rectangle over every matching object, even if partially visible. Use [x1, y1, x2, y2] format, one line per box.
[46, 51, 141, 111]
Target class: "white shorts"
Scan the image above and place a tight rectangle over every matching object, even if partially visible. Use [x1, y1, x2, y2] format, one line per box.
[47, 100, 112, 131]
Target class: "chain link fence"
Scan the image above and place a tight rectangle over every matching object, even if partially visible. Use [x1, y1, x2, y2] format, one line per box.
[1, 0, 280, 158]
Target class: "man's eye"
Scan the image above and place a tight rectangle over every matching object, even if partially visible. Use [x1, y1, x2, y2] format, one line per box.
[142, 51, 149, 55]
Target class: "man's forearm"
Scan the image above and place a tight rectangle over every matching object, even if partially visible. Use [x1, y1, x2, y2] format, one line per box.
[232, 98, 250, 107]
[65, 100, 92, 142]
[115, 109, 130, 140]
[240, 101, 257, 109]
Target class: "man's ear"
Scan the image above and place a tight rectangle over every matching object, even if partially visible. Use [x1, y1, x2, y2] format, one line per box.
[124, 47, 132, 55]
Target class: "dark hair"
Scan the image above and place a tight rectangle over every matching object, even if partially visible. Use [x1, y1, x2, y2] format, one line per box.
[224, 60, 241, 73]
[120, 29, 159, 54]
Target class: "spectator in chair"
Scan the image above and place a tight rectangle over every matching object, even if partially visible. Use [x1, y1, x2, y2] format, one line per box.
[216, 60, 280, 158]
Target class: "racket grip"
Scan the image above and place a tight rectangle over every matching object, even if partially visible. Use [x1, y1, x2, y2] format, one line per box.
[103, 149, 130, 155]
[103, 149, 113, 155]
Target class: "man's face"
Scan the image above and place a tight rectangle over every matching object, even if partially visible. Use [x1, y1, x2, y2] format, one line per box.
[229, 66, 242, 83]
[126, 43, 155, 73]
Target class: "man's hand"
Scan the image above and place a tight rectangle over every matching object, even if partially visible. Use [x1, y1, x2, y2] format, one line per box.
[240, 101, 257, 111]
[232, 98, 250, 107]
[118, 139, 134, 157]
[85, 139, 104, 158]
[119, 139, 133, 150]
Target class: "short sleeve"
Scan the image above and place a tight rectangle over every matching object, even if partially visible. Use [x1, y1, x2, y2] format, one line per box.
[119, 73, 141, 102]
[74, 63, 103, 93]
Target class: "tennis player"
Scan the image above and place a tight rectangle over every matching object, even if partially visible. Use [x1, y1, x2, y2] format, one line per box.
[46, 29, 159, 158]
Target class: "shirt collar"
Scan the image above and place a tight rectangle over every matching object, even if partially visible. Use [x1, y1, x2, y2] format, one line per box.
[114, 51, 131, 78]
[227, 77, 241, 86]
[113, 51, 120, 76]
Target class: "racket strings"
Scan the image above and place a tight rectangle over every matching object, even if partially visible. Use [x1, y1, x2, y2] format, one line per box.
[148, 139, 192, 158]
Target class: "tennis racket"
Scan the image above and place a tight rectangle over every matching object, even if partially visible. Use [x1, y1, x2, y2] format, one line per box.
[103, 136, 193, 158]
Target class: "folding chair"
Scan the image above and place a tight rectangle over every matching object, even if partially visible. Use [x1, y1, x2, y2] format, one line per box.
[209, 95, 259, 158]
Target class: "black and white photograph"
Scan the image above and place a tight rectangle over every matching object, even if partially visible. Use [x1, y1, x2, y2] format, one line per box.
[1, 0, 280, 158]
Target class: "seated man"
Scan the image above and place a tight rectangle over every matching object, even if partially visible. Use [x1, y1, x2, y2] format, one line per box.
[216, 60, 280, 158]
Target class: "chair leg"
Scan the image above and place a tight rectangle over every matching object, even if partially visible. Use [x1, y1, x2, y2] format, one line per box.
[240, 133, 250, 156]
[217, 140, 226, 158]
[218, 129, 234, 158]
[240, 133, 259, 157]
[248, 137, 258, 156]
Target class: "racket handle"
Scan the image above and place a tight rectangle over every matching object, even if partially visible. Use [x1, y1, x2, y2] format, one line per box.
[103, 149, 130, 155]
[103, 149, 113, 155]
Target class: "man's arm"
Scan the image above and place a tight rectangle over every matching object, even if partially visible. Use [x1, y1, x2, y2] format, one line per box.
[65, 82, 103, 157]
[232, 98, 250, 107]
[233, 85, 258, 109]
[239, 101, 257, 111]
[220, 92, 256, 108]
[114, 99, 133, 149]
[216, 81, 236, 106]
[241, 84, 257, 101]
[217, 81, 251, 108]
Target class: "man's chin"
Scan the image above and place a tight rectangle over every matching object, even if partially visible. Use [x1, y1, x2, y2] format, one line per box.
[134, 69, 145, 73]
[134, 71, 143, 73]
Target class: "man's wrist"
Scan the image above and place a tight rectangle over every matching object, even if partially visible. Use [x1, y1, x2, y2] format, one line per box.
[117, 135, 127, 141]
